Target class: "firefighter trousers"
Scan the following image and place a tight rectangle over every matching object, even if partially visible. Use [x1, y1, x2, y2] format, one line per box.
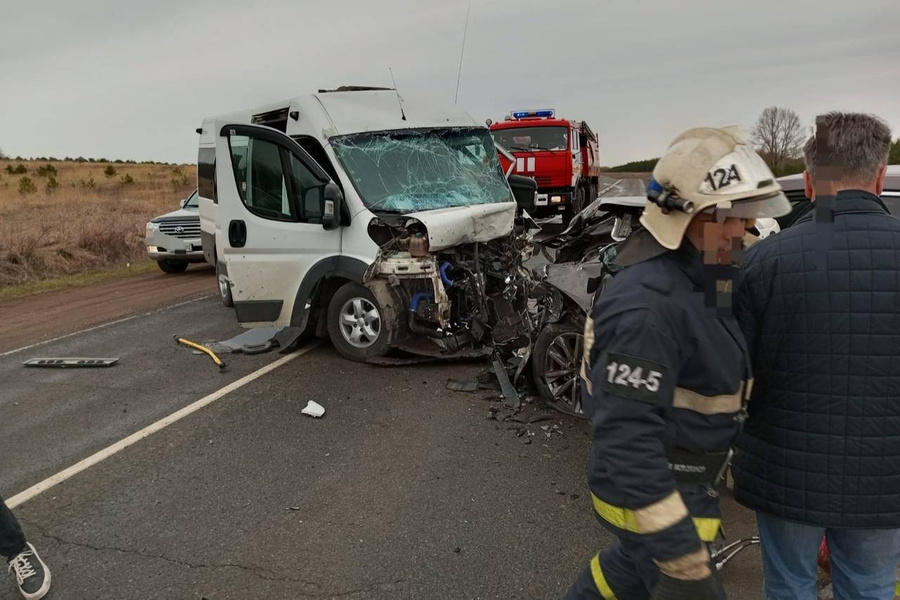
[564, 536, 726, 600]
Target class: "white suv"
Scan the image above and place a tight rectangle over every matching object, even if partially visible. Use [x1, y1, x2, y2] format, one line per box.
[145, 190, 205, 274]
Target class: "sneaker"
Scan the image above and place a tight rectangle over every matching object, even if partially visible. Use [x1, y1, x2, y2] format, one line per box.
[7, 543, 51, 600]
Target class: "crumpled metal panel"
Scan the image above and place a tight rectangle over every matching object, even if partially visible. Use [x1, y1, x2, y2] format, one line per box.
[405, 203, 516, 251]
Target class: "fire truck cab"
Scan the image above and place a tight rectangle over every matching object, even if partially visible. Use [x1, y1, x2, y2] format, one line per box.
[490, 109, 600, 222]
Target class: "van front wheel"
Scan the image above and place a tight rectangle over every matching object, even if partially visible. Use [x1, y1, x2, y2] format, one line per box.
[327, 283, 390, 361]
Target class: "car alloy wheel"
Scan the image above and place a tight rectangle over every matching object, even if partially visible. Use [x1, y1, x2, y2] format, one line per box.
[543, 331, 584, 415]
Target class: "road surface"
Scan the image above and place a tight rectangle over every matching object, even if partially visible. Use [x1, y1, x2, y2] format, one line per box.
[0, 275, 764, 599]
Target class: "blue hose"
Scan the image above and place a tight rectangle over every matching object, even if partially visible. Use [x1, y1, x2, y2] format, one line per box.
[410, 291, 434, 312]
[440, 262, 454, 287]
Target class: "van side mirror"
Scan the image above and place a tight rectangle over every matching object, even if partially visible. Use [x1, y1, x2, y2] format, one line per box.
[507, 174, 537, 212]
[322, 183, 344, 230]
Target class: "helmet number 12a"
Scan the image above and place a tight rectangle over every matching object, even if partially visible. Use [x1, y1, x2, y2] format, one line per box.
[705, 164, 742, 191]
[606, 362, 661, 392]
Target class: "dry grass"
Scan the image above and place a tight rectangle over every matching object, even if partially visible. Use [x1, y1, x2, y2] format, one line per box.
[0, 159, 197, 288]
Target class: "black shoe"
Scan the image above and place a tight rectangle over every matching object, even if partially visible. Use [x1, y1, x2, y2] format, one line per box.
[7, 543, 51, 600]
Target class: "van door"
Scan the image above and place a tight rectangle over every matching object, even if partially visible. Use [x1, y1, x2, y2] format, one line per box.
[214, 121, 342, 327]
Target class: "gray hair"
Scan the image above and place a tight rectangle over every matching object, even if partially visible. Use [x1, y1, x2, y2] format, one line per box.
[803, 112, 892, 182]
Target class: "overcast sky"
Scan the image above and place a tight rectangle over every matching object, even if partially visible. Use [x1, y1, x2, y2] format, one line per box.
[1, 0, 898, 166]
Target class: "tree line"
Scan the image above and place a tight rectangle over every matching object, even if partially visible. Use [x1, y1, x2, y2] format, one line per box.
[605, 107, 900, 175]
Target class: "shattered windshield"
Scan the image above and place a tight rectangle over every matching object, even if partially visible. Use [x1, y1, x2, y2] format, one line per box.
[330, 128, 514, 213]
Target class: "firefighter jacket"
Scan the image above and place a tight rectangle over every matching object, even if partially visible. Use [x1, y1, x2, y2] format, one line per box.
[580, 233, 752, 580]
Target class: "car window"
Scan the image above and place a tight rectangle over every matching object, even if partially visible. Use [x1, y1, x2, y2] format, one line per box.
[229, 135, 293, 221]
[227, 132, 327, 224]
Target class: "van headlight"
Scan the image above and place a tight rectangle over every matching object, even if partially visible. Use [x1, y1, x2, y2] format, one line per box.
[147, 222, 160, 232]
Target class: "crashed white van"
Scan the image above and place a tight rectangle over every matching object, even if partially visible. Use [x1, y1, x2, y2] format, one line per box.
[197, 87, 537, 362]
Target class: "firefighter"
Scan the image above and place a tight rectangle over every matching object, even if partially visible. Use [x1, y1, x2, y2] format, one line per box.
[565, 127, 791, 600]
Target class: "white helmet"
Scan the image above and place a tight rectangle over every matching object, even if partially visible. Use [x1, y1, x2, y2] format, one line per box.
[641, 126, 791, 249]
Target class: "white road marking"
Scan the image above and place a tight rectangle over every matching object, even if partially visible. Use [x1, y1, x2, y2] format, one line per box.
[0, 295, 214, 358]
[7, 341, 320, 509]
[597, 179, 623, 198]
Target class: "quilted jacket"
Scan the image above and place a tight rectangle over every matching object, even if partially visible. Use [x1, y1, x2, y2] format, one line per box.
[733, 190, 900, 528]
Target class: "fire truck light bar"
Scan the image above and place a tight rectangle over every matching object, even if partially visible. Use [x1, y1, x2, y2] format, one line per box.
[512, 109, 555, 119]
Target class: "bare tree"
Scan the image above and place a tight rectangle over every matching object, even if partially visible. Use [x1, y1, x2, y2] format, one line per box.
[751, 107, 806, 171]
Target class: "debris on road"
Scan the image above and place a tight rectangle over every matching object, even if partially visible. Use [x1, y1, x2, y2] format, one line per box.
[22, 358, 119, 369]
[173, 335, 226, 370]
[446, 379, 479, 393]
[302, 401, 326, 418]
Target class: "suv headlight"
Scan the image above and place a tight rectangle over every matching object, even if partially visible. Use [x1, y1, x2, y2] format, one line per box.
[147, 222, 160, 232]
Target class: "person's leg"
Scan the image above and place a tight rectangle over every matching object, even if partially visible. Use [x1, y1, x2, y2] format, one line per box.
[0, 495, 26, 560]
[827, 527, 900, 600]
[756, 512, 824, 600]
[566, 538, 652, 600]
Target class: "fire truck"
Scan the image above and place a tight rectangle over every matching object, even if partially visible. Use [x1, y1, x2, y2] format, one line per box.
[489, 109, 600, 222]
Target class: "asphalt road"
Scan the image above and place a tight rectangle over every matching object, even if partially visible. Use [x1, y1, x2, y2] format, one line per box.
[0, 294, 764, 600]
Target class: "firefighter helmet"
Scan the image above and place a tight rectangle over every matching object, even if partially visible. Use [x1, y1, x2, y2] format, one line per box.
[640, 126, 791, 250]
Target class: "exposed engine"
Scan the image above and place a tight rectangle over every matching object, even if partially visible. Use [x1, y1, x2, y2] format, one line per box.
[365, 216, 538, 359]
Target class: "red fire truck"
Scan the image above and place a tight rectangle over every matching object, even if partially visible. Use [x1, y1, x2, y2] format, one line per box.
[490, 109, 600, 222]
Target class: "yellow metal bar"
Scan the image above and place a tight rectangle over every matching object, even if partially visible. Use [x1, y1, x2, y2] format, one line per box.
[174, 335, 226, 370]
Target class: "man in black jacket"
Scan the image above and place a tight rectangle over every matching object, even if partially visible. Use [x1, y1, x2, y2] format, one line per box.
[734, 112, 900, 600]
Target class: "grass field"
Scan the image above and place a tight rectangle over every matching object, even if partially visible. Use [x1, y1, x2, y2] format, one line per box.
[0, 159, 197, 290]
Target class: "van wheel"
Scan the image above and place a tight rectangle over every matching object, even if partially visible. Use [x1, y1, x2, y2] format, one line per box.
[216, 261, 234, 308]
[158, 260, 189, 274]
[327, 283, 389, 361]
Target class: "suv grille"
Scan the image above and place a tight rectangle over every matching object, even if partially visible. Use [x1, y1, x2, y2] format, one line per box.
[158, 219, 201, 239]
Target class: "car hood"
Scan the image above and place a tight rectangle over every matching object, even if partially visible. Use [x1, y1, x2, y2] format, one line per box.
[402, 202, 516, 251]
[151, 207, 199, 222]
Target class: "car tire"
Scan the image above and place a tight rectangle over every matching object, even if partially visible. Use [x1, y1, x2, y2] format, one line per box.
[327, 282, 390, 362]
[531, 319, 587, 418]
[216, 261, 234, 308]
[157, 260, 189, 274]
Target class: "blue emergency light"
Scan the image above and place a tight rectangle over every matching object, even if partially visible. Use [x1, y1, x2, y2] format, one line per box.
[512, 109, 555, 119]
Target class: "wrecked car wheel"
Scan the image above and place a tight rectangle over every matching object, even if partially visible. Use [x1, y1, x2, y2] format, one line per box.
[327, 283, 389, 361]
[531, 321, 586, 418]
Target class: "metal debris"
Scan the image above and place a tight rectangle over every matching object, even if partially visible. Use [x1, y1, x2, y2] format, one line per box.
[22, 358, 119, 369]
[492, 354, 520, 407]
[446, 379, 479, 393]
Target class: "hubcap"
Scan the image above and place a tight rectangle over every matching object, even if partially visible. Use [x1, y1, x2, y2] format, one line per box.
[543, 332, 584, 414]
[339, 297, 381, 349]
[218, 274, 230, 298]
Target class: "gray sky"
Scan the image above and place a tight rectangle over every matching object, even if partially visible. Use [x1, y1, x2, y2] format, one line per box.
[2, 0, 898, 166]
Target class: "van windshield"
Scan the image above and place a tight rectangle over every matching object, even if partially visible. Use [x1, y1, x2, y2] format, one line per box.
[330, 128, 514, 213]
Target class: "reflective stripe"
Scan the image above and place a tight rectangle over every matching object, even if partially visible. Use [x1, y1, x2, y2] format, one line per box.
[655, 546, 713, 581]
[633, 491, 689, 534]
[592, 493, 721, 542]
[580, 316, 595, 395]
[590, 553, 618, 599]
[672, 384, 743, 415]
[895, 579, 900, 597]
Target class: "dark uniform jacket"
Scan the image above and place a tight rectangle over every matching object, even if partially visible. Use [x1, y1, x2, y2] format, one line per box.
[582, 235, 752, 570]
[733, 190, 900, 528]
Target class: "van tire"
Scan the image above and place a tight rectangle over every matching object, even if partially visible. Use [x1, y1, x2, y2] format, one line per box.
[216, 261, 234, 308]
[157, 260, 189, 274]
[327, 282, 389, 361]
